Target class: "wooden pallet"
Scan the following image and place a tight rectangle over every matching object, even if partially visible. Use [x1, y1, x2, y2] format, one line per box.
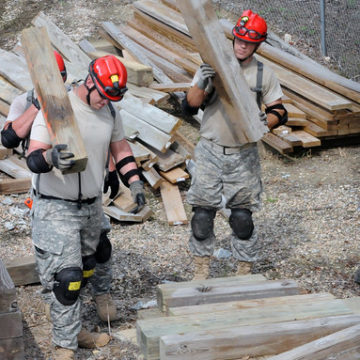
[136, 275, 360, 360]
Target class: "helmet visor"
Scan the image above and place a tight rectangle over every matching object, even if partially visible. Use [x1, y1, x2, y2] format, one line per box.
[234, 26, 265, 40]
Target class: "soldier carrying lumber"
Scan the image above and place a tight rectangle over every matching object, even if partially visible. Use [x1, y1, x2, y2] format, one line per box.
[1, 51, 122, 350]
[25, 55, 146, 360]
[182, 10, 288, 279]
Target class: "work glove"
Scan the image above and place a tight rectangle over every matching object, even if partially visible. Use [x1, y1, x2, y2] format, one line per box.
[129, 180, 146, 213]
[45, 144, 75, 171]
[32, 97, 41, 110]
[103, 170, 120, 199]
[197, 63, 215, 92]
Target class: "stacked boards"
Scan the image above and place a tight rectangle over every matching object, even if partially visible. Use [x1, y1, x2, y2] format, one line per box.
[136, 274, 360, 359]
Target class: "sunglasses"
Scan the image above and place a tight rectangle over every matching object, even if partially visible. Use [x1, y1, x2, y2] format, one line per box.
[234, 26, 265, 40]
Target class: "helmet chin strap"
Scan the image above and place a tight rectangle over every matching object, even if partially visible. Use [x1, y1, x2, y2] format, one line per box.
[84, 75, 97, 106]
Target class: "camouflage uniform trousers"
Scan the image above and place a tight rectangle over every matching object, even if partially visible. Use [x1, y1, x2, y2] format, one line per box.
[187, 137, 263, 262]
[31, 196, 105, 350]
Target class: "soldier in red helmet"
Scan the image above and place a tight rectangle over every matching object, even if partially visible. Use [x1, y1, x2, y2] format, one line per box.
[26, 55, 145, 359]
[183, 10, 288, 280]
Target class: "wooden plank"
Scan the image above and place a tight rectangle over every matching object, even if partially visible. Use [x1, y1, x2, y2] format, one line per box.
[284, 103, 307, 119]
[0, 177, 31, 195]
[177, 0, 268, 143]
[127, 83, 170, 106]
[129, 141, 151, 166]
[112, 186, 138, 213]
[149, 82, 191, 92]
[303, 121, 330, 138]
[0, 311, 23, 339]
[172, 131, 195, 159]
[258, 55, 353, 111]
[0, 49, 33, 91]
[286, 118, 310, 127]
[145, 145, 185, 172]
[168, 292, 335, 316]
[21, 26, 88, 174]
[0, 258, 16, 313]
[142, 167, 164, 190]
[103, 204, 153, 222]
[134, 0, 189, 35]
[118, 24, 198, 76]
[160, 167, 189, 184]
[78, 39, 154, 87]
[32, 12, 90, 78]
[292, 130, 321, 148]
[159, 181, 188, 225]
[138, 297, 352, 360]
[268, 323, 360, 360]
[0, 99, 10, 117]
[0, 157, 31, 179]
[0, 145, 12, 160]
[160, 315, 360, 360]
[0, 76, 23, 105]
[133, 10, 197, 53]
[120, 96, 181, 135]
[102, 21, 173, 83]
[158, 278, 299, 312]
[120, 109, 173, 153]
[261, 133, 293, 154]
[0, 336, 24, 360]
[4, 255, 39, 287]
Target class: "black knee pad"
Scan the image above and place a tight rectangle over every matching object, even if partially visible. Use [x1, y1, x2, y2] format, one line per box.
[95, 232, 112, 264]
[229, 208, 254, 240]
[0, 123, 22, 149]
[191, 207, 216, 241]
[81, 255, 96, 287]
[53, 267, 82, 306]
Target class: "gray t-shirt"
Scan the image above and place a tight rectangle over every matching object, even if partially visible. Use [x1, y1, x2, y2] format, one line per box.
[30, 90, 124, 199]
[192, 56, 283, 147]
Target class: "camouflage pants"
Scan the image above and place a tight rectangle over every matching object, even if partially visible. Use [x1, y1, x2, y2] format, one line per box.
[187, 137, 263, 262]
[31, 196, 111, 350]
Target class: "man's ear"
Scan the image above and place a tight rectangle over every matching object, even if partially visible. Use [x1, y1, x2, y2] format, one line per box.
[85, 75, 94, 87]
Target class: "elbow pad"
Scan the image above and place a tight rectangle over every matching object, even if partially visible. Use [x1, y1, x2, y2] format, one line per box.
[1, 123, 22, 149]
[116, 155, 140, 188]
[26, 149, 52, 173]
[182, 96, 199, 116]
[265, 104, 288, 128]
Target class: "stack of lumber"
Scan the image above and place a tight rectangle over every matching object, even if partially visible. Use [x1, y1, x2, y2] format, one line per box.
[0, 12, 195, 225]
[0, 257, 24, 360]
[97, 0, 360, 154]
[136, 274, 360, 359]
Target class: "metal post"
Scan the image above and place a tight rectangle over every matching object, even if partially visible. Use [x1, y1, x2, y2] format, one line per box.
[320, 0, 327, 56]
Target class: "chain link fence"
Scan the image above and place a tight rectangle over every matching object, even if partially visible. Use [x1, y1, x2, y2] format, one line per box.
[215, 0, 360, 82]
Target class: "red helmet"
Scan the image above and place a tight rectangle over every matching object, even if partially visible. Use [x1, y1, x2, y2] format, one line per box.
[53, 50, 67, 82]
[88, 55, 128, 102]
[232, 10, 267, 43]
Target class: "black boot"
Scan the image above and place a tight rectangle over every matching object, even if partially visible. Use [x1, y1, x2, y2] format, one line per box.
[354, 268, 360, 284]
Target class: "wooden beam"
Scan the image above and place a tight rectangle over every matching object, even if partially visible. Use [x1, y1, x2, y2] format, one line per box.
[21, 26, 88, 174]
[159, 181, 188, 225]
[160, 315, 360, 360]
[160, 167, 189, 184]
[177, 0, 268, 143]
[268, 323, 360, 360]
[262, 133, 293, 154]
[142, 167, 164, 190]
[149, 82, 191, 92]
[78, 39, 154, 87]
[0, 156, 31, 179]
[0, 178, 31, 195]
[4, 256, 39, 286]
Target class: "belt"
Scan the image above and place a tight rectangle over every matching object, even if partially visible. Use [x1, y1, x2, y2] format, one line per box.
[33, 189, 97, 205]
[203, 138, 252, 155]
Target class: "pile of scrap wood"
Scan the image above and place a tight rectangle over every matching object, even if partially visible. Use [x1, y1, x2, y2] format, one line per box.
[134, 273, 360, 359]
[0, 12, 195, 225]
[96, 0, 360, 154]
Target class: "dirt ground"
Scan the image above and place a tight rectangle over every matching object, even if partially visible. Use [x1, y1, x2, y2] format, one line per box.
[1, 1, 360, 359]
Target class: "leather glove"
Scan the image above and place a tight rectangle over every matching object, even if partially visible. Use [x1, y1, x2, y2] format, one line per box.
[103, 170, 120, 199]
[197, 63, 215, 91]
[129, 180, 146, 213]
[45, 144, 75, 171]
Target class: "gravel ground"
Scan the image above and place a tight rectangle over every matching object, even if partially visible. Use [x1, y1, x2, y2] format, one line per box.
[1, 1, 360, 359]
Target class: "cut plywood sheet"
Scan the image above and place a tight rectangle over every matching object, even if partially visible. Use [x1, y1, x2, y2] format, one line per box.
[159, 181, 188, 225]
